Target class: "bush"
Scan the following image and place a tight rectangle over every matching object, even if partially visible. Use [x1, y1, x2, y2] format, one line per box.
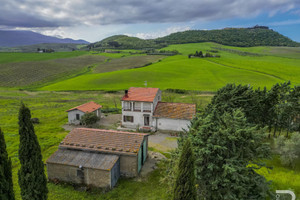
[80, 112, 99, 126]
[275, 134, 300, 168]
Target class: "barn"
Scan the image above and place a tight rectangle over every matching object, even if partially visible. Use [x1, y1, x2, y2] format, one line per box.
[46, 128, 148, 188]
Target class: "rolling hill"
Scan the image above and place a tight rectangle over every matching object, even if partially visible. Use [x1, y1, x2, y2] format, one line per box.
[0, 30, 89, 47]
[86, 26, 300, 50]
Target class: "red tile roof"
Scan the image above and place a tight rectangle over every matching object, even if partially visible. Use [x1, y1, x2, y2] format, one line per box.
[59, 128, 148, 156]
[66, 101, 102, 113]
[153, 102, 196, 120]
[122, 87, 159, 102]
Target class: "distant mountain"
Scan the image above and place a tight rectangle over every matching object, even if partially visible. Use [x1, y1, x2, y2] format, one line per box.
[0, 30, 89, 47]
[86, 26, 300, 50]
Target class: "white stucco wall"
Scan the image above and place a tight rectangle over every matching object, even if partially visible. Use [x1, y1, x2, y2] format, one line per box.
[122, 101, 153, 129]
[68, 110, 85, 125]
[154, 118, 190, 131]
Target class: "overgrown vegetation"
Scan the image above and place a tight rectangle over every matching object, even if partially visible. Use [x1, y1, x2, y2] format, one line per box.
[275, 134, 300, 168]
[80, 112, 99, 126]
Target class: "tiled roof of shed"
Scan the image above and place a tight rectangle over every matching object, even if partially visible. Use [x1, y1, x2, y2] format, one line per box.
[66, 101, 102, 113]
[153, 102, 196, 120]
[122, 87, 159, 102]
[59, 128, 148, 156]
[46, 149, 119, 171]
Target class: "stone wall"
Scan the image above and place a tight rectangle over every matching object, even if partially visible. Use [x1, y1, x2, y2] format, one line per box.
[47, 163, 111, 188]
[119, 155, 138, 177]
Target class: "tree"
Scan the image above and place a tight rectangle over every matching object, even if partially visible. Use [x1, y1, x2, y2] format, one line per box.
[0, 128, 15, 200]
[188, 109, 273, 199]
[80, 112, 99, 126]
[18, 103, 48, 200]
[173, 139, 197, 200]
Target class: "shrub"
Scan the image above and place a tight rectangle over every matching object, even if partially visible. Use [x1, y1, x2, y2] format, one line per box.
[275, 134, 300, 168]
[80, 112, 99, 126]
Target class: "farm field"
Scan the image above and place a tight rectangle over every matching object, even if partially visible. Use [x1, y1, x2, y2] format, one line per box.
[93, 55, 165, 73]
[41, 43, 300, 91]
[0, 54, 107, 88]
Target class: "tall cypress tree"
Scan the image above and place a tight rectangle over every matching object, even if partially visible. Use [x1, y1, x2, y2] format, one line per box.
[0, 128, 15, 200]
[173, 139, 197, 200]
[18, 103, 48, 200]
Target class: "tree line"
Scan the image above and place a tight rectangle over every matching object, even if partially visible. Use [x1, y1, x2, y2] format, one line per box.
[163, 81, 299, 199]
[0, 103, 48, 200]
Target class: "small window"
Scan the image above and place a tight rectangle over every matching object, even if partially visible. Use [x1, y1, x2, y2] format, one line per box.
[123, 116, 134, 123]
[76, 114, 80, 120]
[158, 95, 161, 101]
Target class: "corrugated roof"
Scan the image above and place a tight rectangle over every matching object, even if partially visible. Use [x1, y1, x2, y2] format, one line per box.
[153, 102, 196, 120]
[59, 128, 148, 156]
[66, 101, 102, 113]
[46, 149, 119, 171]
[122, 87, 159, 102]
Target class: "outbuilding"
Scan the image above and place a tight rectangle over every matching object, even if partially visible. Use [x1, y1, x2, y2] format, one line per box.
[153, 102, 196, 131]
[46, 128, 148, 188]
[66, 101, 102, 125]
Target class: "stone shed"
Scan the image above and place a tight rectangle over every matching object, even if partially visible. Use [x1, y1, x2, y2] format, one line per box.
[46, 128, 148, 188]
[47, 149, 120, 188]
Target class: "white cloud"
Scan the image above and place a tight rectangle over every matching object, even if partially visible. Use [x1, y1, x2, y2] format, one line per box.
[126, 26, 191, 39]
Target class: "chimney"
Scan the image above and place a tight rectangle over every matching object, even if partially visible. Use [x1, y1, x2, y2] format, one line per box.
[124, 90, 128, 97]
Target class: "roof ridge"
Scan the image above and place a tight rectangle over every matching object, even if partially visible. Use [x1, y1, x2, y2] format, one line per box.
[158, 102, 196, 106]
[75, 128, 148, 136]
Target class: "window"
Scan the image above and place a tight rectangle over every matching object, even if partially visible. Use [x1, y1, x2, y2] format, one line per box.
[123, 116, 134, 123]
[133, 102, 141, 111]
[76, 114, 80, 120]
[143, 103, 151, 112]
[158, 95, 161, 101]
[123, 101, 131, 111]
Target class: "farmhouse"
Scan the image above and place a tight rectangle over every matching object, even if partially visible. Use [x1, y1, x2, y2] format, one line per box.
[121, 87, 196, 131]
[66, 101, 102, 125]
[46, 128, 148, 188]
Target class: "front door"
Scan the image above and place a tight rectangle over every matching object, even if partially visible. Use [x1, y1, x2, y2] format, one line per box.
[144, 115, 150, 126]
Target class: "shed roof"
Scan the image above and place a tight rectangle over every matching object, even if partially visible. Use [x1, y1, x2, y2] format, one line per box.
[153, 102, 196, 120]
[122, 87, 159, 102]
[67, 101, 102, 113]
[59, 128, 148, 156]
[46, 149, 119, 171]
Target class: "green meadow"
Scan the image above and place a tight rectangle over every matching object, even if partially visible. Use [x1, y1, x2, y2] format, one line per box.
[41, 43, 300, 91]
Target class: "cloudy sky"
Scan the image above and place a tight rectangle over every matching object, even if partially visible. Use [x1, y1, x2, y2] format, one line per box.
[1, 0, 300, 42]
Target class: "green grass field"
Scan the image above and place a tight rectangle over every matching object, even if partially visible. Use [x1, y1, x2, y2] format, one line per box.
[41, 43, 300, 91]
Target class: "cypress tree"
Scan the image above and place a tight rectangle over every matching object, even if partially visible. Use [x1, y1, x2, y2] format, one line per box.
[173, 139, 197, 200]
[0, 128, 15, 200]
[18, 103, 48, 200]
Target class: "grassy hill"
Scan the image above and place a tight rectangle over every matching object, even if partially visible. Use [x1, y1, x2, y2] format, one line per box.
[41, 42, 300, 91]
[86, 27, 300, 50]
